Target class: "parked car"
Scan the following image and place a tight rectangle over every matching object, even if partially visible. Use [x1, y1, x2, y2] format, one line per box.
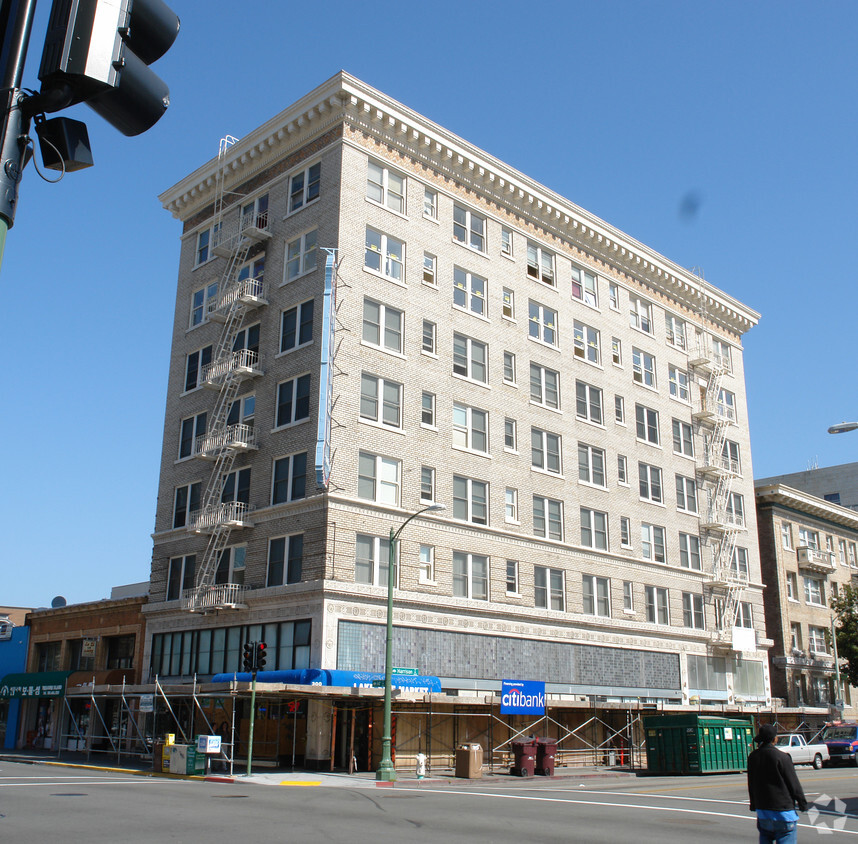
[821, 724, 858, 766]
[773, 734, 829, 769]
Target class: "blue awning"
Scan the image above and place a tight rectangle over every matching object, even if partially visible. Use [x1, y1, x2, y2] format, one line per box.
[211, 668, 441, 693]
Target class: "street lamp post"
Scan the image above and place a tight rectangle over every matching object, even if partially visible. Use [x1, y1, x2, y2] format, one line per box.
[376, 503, 445, 783]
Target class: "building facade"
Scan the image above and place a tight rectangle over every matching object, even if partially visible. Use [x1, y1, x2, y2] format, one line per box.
[147, 73, 769, 763]
[755, 482, 858, 716]
[757, 462, 858, 512]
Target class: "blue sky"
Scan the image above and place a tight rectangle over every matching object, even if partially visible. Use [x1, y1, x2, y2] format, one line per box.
[2, 1, 855, 607]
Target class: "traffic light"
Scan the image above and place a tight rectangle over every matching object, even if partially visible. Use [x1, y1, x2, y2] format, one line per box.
[37, 0, 180, 136]
[256, 642, 267, 671]
[242, 641, 255, 673]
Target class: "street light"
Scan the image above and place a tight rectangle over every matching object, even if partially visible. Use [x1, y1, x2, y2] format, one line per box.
[376, 502, 446, 782]
[828, 422, 858, 435]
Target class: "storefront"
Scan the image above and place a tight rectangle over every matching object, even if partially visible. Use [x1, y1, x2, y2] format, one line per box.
[0, 671, 71, 749]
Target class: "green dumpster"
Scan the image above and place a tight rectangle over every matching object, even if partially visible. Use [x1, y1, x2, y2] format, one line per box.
[644, 714, 755, 774]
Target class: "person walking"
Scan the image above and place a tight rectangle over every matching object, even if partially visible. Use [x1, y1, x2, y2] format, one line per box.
[747, 723, 808, 844]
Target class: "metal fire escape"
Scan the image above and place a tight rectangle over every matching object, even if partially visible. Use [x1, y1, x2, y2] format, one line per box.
[181, 137, 269, 612]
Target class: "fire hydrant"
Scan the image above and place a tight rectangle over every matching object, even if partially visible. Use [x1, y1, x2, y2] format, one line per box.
[415, 752, 426, 779]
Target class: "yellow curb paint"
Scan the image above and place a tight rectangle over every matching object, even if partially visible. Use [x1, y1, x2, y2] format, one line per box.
[278, 781, 321, 786]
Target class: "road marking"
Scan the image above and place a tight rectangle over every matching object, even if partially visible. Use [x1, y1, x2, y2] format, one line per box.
[278, 781, 321, 787]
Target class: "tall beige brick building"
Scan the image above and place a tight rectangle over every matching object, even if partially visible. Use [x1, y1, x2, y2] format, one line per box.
[145, 72, 770, 733]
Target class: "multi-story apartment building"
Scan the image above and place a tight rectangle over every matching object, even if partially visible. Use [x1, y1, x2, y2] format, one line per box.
[757, 462, 858, 512]
[756, 481, 858, 715]
[146, 72, 769, 761]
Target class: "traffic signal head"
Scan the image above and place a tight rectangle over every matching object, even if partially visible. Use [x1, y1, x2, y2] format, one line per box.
[242, 641, 255, 673]
[38, 0, 180, 136]
[256, 642, 267, 671]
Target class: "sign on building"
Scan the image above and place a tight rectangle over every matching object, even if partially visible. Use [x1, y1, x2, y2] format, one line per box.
[500, 679, 545, 715]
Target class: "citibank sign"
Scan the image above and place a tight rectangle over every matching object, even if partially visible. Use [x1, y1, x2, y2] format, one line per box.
[500, 679, 545, 715]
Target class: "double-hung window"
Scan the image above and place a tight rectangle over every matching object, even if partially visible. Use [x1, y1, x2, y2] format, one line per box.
[803, 576, 825, 606]
[635, 404, 660, 444]
[675, 475, 698, 514]
[423, 253, 437, 286]
[453, 266, 487, 316]
[190, 282, 218, 327]
[365, 227, 404, 282]
[582, 575, 610, 616]
[645, 586, 669, 624]
[639, 463, 663, 503]
[421, 392, 436, 427]
[573, 321, 600, 363]
[726, 492, 745, 527]
[571, 265, 598, 306]
[578, 444, 606, 487]
[271, 453, 307, 504]
[503, 351, 516, 384]
[358, 452, 401, 505]
[665, 314, 686, 349]
[668, 365, 690, 402]
[723, 440, 741, 474]
[808, 625, 828, 654]
[575, 381, 603, 425]
[501, 227, 513, 257]
[179, 412, 206, 459]
[504, 418, 517, 451]
[167, 555, 195, 601]
[632, 347, 656, 387]
[280, 300, 314, 353]
[289, 162, 321, 212]
[506, 559, 519, 593]
[360, 373, 402, 429]
[505, 488, 519, 523]
[419, 545, 435, 583]
[267, 535, 303, 586]
[717, 388, 737, 421]
[502, 288, 515, 319]
[736, 602, 754, 629]
[526, 241, 554, 285]
[453, 203, 486, 252]
[452, 476, 488, 524]
[185, 345, 212, 391]
[533, 496, 563, 541]
[611, 337, 622, 366]
[535, 566, 565, 610]
[240, 193, 269, 232]
[420, 466, 436, 503]
[713, 338, 732, 372]
[284, 230, 317, 282]
[531, 428, 562, 475]
[580, 508, 608, 550]
[366, 161, 405, 213]
[629, 296, 653, 333]
[173, 482, 201, 529]
[641, 524, 666, 563]
[221, 468, 251, 505]
[679, 533, 701, 570]
[453, 552, 488, 600]
[362, 298, 403, 354]
[682, 593, 705, 629]
[452, 333, 488, 382]
[731, 546, 749, 577]
[672, 420, 694, 457]
[422, 319, 436, 354]
[528, 301, 558, 345]
[609, 282, 620, 310]
[355, 534, 394, 586]
[216, 544, 247, 585]
[276, 374, 311, 427]
[530, 363, 560, 409]
[423, 187, 437, 219]
[452, 403, 489, 453]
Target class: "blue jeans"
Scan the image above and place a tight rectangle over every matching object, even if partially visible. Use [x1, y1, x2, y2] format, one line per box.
[757, 817, 798, 844]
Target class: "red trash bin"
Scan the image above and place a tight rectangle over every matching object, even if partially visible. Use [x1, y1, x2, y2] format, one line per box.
[510, 739, 538, 776]
[536, 738, 557, 775]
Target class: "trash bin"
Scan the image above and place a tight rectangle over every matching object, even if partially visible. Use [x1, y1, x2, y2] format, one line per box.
[455, 743, 483, 778]
[536, 738, 557, 775]
[510, 739, 538, 776]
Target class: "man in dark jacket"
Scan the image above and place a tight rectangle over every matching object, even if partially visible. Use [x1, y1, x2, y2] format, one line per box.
[747, 723, 808, 844]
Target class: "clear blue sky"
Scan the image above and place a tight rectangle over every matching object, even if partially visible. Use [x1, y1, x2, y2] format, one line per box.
[2, 1, 855, 607]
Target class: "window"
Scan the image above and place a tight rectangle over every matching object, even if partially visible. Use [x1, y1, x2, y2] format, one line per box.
[675, 475, 698, 514]
[717, 388, 736, 421]
[276, 374, 311, 427]
[36, 642, 62, 672]
[452, 333, 487, 382]
[712, 338, 732, 372]
[530, 363, 560, 409]
[506, 559, 519, 593]
[501, 227, 513, 257]
[578, 444, 606, 487]
[365, 227, 404, 282]
[505, 488, 519, 523]
[503, 351, 516, 384]
[366, 161, 405, 213]
[289, 162, 321, 212]
[638, 463, 663, 504]
[419, 544, 435, 583]
[173, 482, 201, 529]
[452, 475, 488, 524]
[421, 391, 436, 427]
[420, 466, 435, 503]
[232, 322, 260, 356]
[839, 539, 848, 566]
[179, 412, 206, 459]
[284, 230, 317, 282]
[571, 265, 598, 306]
[502, 288, 515, 319]
[422, 319, 436, 355]
[504, 418, 517, 451]
[665, 314, 686, 349]
[360, 373, 402, 429]
[620, 517, 632, 547]
[635, 404, 660, 444]
[185, 345, 212, 391]
[808, 625, 828, 654]
[240, 193, 269, 232]
[613, 396, 625, 425]
[423, 187, 437, 219]
[423, 253, 437, 286]
[453, 203, 486, 252]
[105, 635, 135, 670]
[528, 301, 558, 345]
[641, 524, 666, 563]
[623, 581, 634, 611]
[526, 241, 554, 285]
[533, 496, 563, 541]
[629, 296, 652, 333]
[798, 527, 819, 549]
[357, 452, 401, 505]
[790, 623, 802, 651]
[190, 282, 218, 327]
[453, 551, 489, 600]
[271, 453, 307, 504]
[215, 545, 246, 585]
[679, 533, 701, 570]
[781, 522, 793, 550]
[531, 428, 562, 475]
[672, 420, 694, 457]
[280, 300, 314, 353]
[167, 555, 195, 601]
[224, 391, 253, 429]
[221, 467, 251, 505]
[850, 542, 856, 566]
[355, 534, 394, 586]
[683, 593, 705, 629]
[576, 381, 603, 425]
[803, 576, 825, 606]
[609, 282, 620, 311]
[786, 571, 798, 600]
[611, 337, 622, 366]
[736, 602, 754, 629]
[726, 492, 745, 527]
[452, 403, 489, 453]
[645, 586, 669, 624]
[632, 347, 656, 387]
[453, 266, 487, 316]
[617, 455, 629, 485]
[535, 566, 565, 610]
[362, 299, 403, 354]
[573, 321, 600, 364]
[580, 508, 608, 550]
[668, 366, 690, 402]
[195, 225, 218, 265]
[267, 534, 303, 586]
[731, 546, 749, 576]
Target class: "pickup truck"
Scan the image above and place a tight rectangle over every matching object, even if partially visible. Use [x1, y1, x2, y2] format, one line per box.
[773, 734, 829, 769]
[820, 724, 858, 766]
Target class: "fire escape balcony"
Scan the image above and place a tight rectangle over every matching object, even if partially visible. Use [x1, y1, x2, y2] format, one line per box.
[194, 424, 258, 459]
[211, 213, 271, 258]
[700, 508, 745, 532]
[180, 582, 249, 613]
[209, 278, 268, 323]
[697, 450, 740, 478]
[797, 546, 837, 575]
[202, 349, 263, 388]
[189, 501, 254, 534]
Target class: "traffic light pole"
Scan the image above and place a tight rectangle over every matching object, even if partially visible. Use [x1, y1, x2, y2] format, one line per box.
[246, 669, 257, 777]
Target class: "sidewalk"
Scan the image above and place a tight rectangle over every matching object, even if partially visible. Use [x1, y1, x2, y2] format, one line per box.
[0, 748, 636, 788]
